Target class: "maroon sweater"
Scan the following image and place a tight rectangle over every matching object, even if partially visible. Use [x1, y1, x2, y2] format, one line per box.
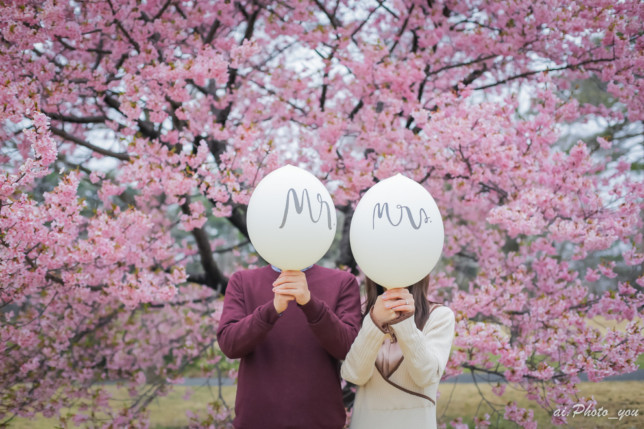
[216, 265, 361, 429]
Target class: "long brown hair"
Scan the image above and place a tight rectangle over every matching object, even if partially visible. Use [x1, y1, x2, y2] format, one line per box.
[363, 275, 432, 330]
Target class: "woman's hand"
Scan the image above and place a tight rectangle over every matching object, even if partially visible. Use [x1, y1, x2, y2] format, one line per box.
[272, 270, 311, 311]
[372, 287, 414, 327]
[371, 295, 399, 328]
[382, 287, 414, 315]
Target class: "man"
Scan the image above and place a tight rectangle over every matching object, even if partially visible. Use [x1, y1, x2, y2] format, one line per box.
[216, 264, 361, 429]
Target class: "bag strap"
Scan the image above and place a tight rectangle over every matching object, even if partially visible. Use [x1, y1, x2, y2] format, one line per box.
[374, 302, 444, 405]
[376, 366, 436, 405]
[427, 302, 443, 318]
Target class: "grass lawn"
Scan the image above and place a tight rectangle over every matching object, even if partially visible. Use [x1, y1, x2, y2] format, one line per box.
[437, 380, 643, 428]
[6, 383, 237, 429]
[6, 379, 643, 428]
[7, 317, 642, 428]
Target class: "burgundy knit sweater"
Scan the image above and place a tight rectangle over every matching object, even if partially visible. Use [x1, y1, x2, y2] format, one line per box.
[216, 264, 361, 429]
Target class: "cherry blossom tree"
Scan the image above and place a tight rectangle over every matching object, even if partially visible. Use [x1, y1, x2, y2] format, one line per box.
[1, 0, 643, 427]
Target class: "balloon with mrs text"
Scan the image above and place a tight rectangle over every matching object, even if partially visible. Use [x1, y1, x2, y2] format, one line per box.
[350, 174, 444, 289]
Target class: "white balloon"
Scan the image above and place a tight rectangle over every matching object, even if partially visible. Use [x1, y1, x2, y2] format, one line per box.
[350, 174, 444, 288]
[247, 165, 337, 270]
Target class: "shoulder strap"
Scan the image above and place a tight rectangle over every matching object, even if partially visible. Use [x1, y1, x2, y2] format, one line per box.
[374, 302, 445, 405]
[375, 366, 435, 405]
[427, 302, 443, 319]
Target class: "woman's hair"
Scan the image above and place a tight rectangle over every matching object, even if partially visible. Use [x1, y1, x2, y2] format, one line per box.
[363, 275, 431, 330]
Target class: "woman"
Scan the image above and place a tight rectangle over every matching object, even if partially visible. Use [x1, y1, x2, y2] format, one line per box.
[341, 275, 455, 429]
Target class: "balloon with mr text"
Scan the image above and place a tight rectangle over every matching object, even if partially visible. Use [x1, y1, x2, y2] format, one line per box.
[246, 165, 337, 271]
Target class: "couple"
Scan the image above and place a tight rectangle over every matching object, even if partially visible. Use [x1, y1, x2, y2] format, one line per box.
[217, 263, 455, 429]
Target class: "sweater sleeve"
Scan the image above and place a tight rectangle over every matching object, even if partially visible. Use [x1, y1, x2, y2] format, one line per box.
[298, 274, 361, 360]
[340, 313, 385, 386]
[390, 306, 455, 387]
[216, 272, 281, 359]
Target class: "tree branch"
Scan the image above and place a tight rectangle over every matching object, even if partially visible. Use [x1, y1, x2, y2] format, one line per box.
[427, 54, 497, 77]
[462, 363, 506, 379]
[204, 18, 221, 44]
[71, 309, 122, 343]
[148, 294, 218, 308]
[349, 3, 382, 43]
[103, 93, 161, 139]
[50, 126, 131, 161]
[227, 205, 249, 239]
[348, 99, 364, 120]
[388, 4, 414, 55]
[214, 240, 250, 253]
[320, 49, 336, 112]
[313, 0, 341, 28]
[44, 111, 107, 124]
[335, 205, 358, 274]
[475, 57, 616, 90]
[153, 0, 173, 21]
[478, 181, 508, 204]
[181, 201, 228, 293]
[227, 4, 261, 94]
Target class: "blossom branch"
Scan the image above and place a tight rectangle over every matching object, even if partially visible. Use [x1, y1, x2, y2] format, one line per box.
[50, 126, 131, 161]
[181, 200, 228, 293]
[312, 0, 341, 28]
[475, 57, 617, 90]
[44, 111, 107, 124]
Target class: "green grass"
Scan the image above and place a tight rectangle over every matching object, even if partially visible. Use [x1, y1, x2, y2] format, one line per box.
[6, 384, 236, 429]
[6, 313, 641, 428]
[437, 380, 643, 428]
[6, 379, 643, 428]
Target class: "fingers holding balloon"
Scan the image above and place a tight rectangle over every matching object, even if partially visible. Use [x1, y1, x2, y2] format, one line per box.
[272, 270, 311, 305]
[272, 284, 309, 304]
[382, 287, 412, 301]
[272, 270, 306, 287]
[273, 291, 295, 314]
[371, 295, 399, 327]
[386, 299, 414, 313]
[383, 288, 414, 314]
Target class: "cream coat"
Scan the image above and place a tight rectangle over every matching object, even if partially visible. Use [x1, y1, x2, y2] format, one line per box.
[341, 305, 455, 429]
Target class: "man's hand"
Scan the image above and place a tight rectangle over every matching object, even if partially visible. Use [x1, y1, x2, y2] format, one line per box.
[274, 292, 294, 314]
[272, 270, 311, 306]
